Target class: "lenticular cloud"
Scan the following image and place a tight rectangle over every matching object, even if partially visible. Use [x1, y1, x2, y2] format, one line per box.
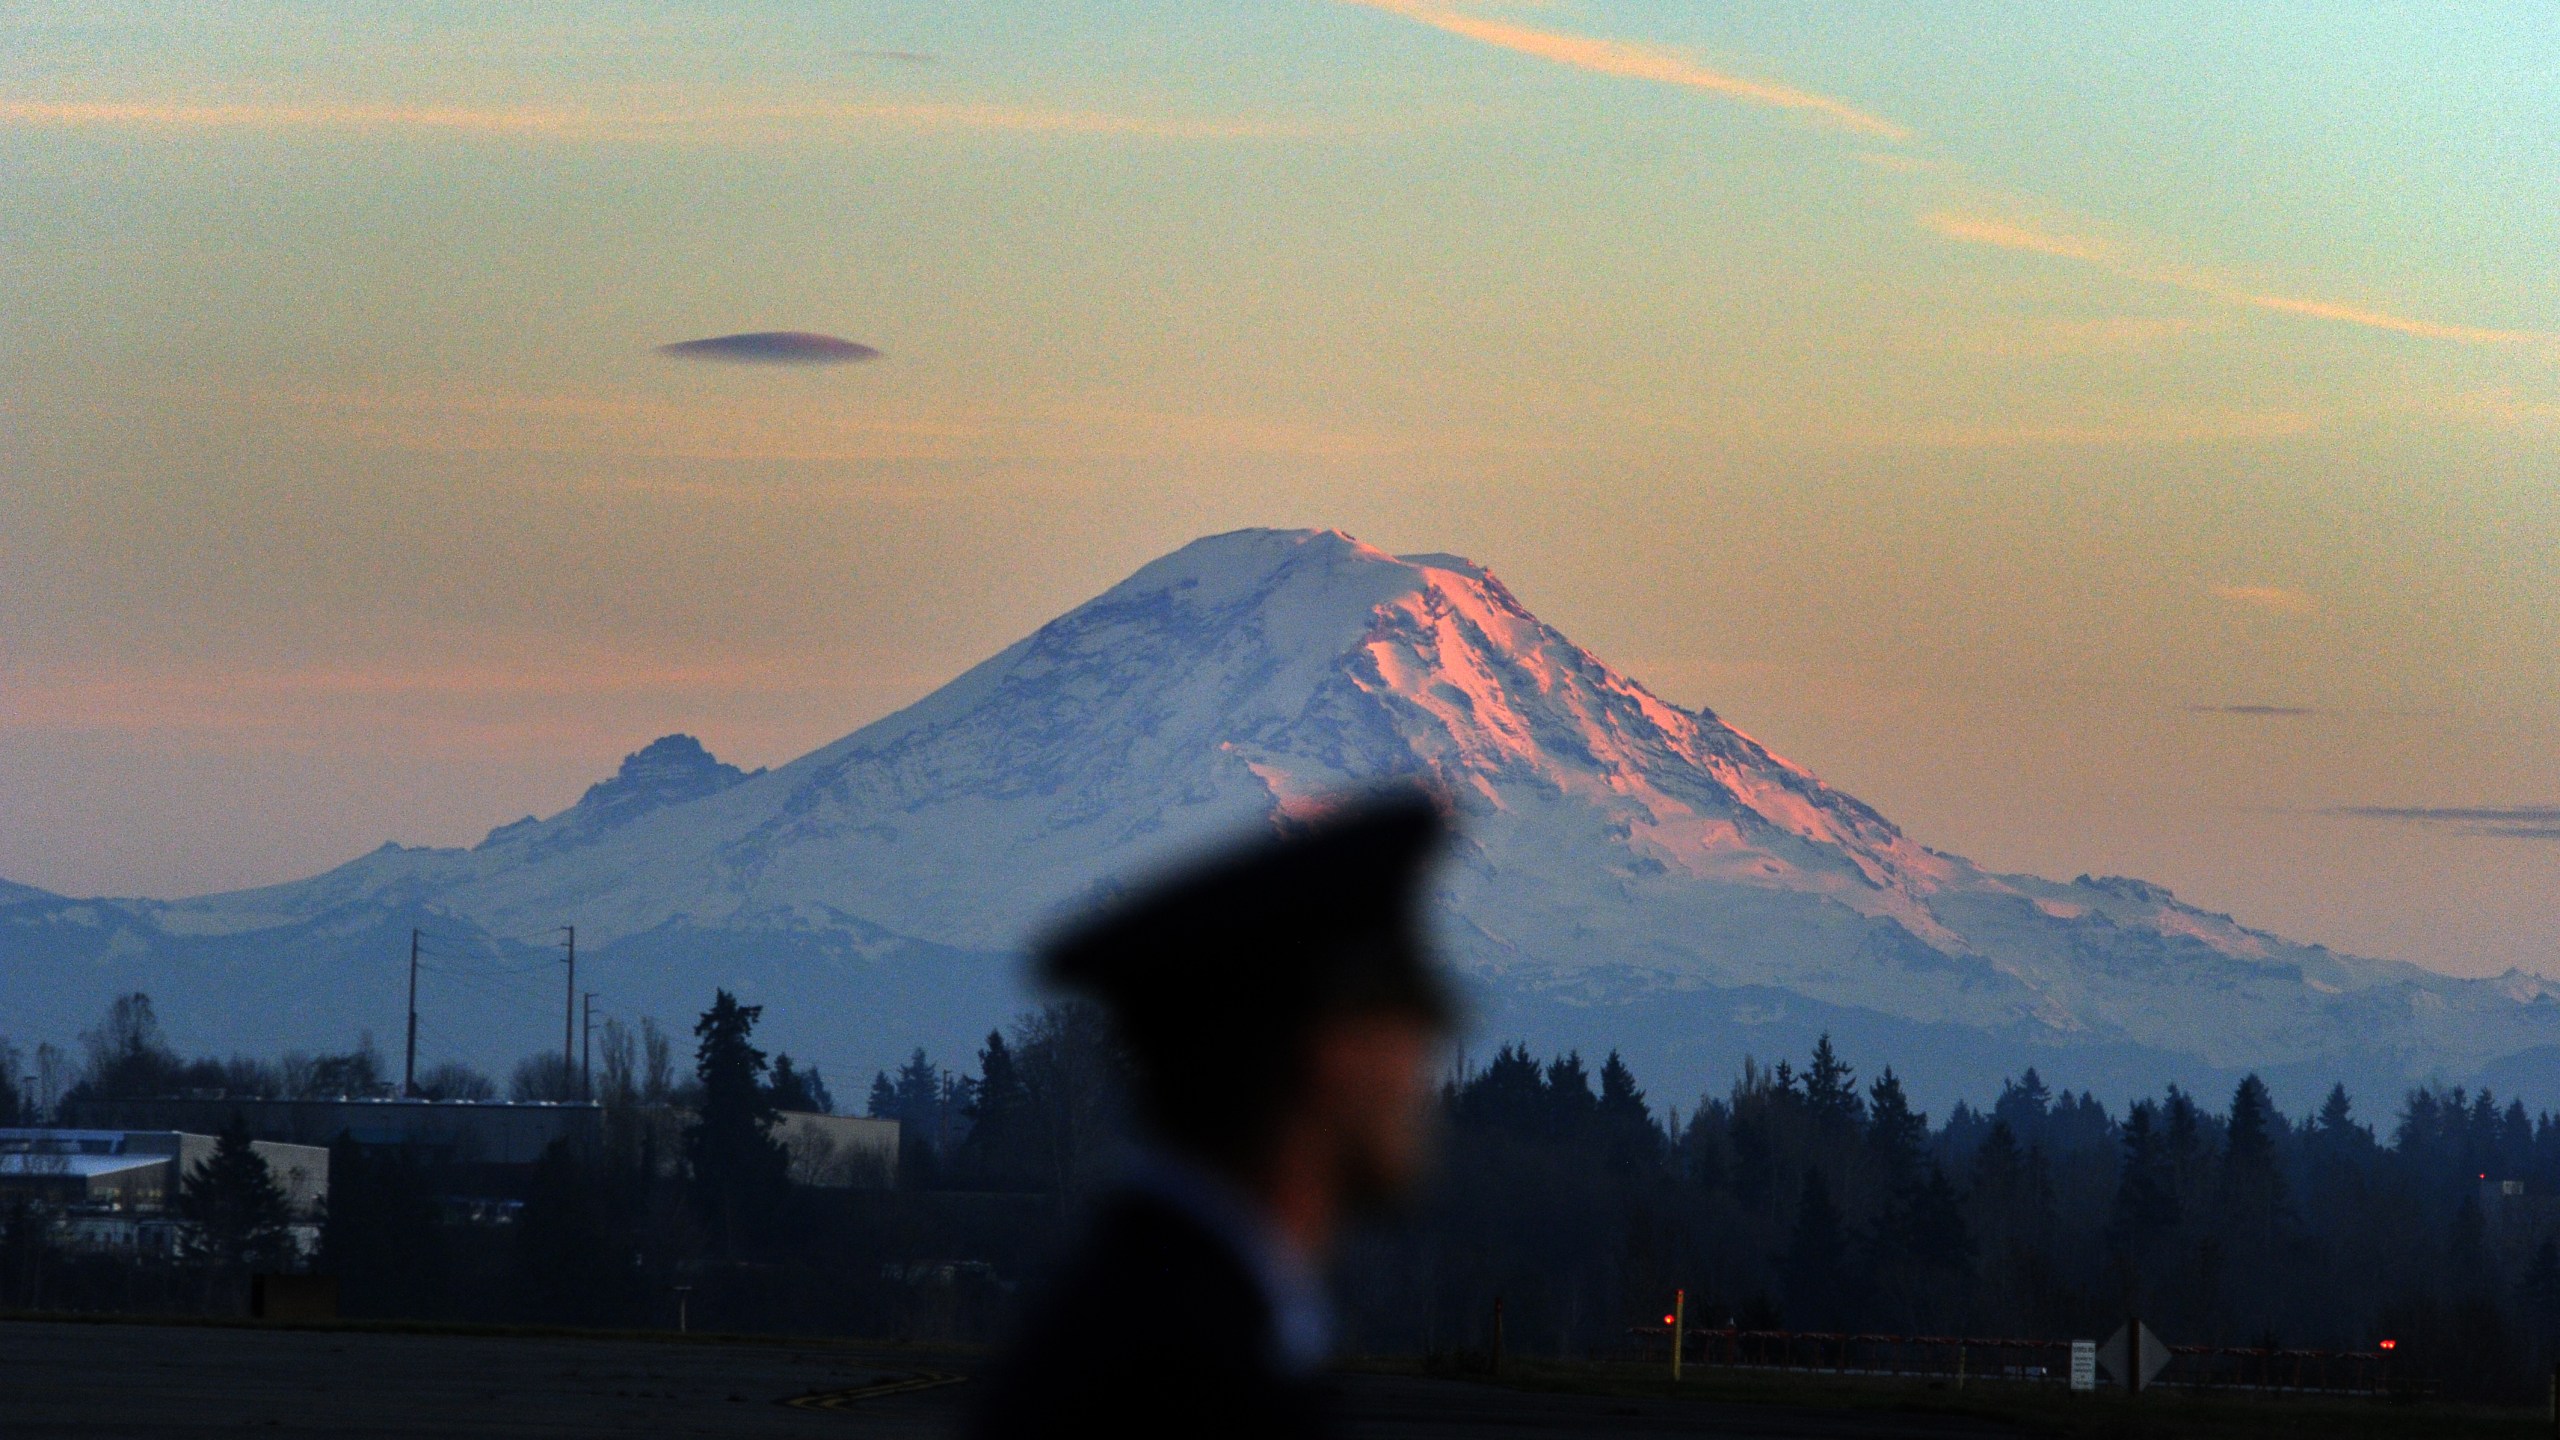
[658, 332, 880, 366]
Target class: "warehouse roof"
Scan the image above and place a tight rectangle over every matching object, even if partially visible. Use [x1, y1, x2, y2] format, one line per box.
[0, 1153, 167, 1179]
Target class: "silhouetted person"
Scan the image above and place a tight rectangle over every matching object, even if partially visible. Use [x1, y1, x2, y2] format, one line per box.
[968, 790, 1457, 1440]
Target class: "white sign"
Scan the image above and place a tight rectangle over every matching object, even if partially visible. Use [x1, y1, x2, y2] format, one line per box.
[2069, 1340, 2096, 1392]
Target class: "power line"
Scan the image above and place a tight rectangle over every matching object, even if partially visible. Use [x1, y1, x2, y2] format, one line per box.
[559, 926, 576, 1076]
[405, 928, 420, 1098]
[413, 960, 560, 1021]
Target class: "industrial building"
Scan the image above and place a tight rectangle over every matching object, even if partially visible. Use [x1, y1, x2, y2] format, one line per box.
[48, 1100, 896, 1190]
[773, 1110, 900, 1189]
[0, 1128, 329, 1217]
[63, 1097, 599, 1166]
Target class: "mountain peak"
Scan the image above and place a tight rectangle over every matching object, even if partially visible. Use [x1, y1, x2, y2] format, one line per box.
[581, 734, 750, 811]
[20, 526, 2560, 1111]
[1123, 527, 1497, 590]
[1106, 526, 1409, 603]
[477, 733, 756, 851]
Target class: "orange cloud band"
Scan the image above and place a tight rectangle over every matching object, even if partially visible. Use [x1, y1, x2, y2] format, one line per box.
[1340, 0, 1909, 141]
[1919, 210, 2550, 349]
[0, 98, 1304, 142]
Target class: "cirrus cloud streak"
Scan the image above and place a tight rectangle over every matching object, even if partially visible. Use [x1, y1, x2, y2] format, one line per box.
[1920, 210, 2552, 349]
[1336, 0, 1908, 140]
[0, 97, 1314, 143]
[2334, 806, 2560, 842]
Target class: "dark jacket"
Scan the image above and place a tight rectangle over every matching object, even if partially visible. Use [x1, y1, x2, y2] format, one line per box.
[968, 1190, 1338, 1439]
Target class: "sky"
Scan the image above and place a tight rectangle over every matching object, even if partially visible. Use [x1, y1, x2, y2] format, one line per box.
[3, 0, 2555, 982]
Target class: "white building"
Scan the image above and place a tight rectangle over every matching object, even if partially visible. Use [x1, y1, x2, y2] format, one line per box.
[0, 1128, 328, 1217]
[772, 1111, 900, 1189]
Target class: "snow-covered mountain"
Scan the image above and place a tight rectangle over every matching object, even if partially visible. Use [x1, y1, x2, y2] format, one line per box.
[7, 528, 2557, 1110]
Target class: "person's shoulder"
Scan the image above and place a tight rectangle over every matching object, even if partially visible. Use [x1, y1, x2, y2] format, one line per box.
[966, 1191, 1327, 1439]
[1047, 1190, 1269, 1334]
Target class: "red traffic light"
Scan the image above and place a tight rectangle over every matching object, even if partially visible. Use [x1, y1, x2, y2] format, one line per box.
[2378, 1339, 2397, 1351]
[1662, 1314, 1677, 1326]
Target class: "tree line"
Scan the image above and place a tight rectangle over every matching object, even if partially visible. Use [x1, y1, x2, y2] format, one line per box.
[10, 996, 2560, 1400]
[1339, 1037, 2560, 1402]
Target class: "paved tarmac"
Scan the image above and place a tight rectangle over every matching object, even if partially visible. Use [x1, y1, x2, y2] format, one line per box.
[0, 1319, 2034, 1438]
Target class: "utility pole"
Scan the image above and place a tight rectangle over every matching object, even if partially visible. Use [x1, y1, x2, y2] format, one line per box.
[582, 992, 598, 1101]
[1671, 1288, 1685, 1383]
[559, 925, 576, 1077]
[405, 928, 421, 1098]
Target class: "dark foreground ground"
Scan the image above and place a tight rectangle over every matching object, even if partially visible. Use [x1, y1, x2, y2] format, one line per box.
[0, 1317, 2536, 1440]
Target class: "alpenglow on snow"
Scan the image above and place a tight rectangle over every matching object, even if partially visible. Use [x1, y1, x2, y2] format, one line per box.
[6, 528, 2557, 1109]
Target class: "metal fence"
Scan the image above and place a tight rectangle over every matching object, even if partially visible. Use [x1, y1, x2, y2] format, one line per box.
[2159, 1342, 2393, 1396]
[1630, 1327, 2394, 1396]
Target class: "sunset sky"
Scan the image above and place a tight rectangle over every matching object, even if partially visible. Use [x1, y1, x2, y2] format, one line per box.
[4, 1, 2555, 980]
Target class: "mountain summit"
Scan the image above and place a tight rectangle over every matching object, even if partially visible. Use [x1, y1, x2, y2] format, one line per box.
[476, 733, 757, 855]
[5, 528, 2555, 1107]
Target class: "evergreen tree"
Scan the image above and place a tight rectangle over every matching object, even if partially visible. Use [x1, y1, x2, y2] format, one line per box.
[875, 1049, 946, 1185]
[2467, 1091, 2502, 1176]
[0, 1041, 22, 1125]
[893, 1049, 947, 1148]
[2161, 1085, 2208, 1204]
[1973, 1118, 2025, 1196]
[1782, 1169, 1850, 1329]
[2315, 1084, 2368, 1145]
[766, 1053, 831, 1113]
[2449, 1192, 2493, 1293]
[1543, 1051, 1597, 1139]
[960, 1030, 1030, 1184]
[866, 1070, 898, 1119]
[2499, 1099, 2534, 1178]
[1729, 1104, 1776, 1206]
[2521, 1238, 2560, 1337]
[2395, 1086, 2444, 1158]
[1458, 1044, 1547, 1135]
[2536, 1115, 2560, 1190]
[1885, 1162, 1974, 1274]
[1992, 1068, 2052, 1142]
[1803, 1034, 1863, 1133]
[2221, 1073, 2288, 1237]
[683, 990, 788, 1249]
[1881, 1159, 1975, 1333]
[1679, 1102, 1731, 1192]
[2109, 1101, 2181, 1252]
[1940, 1099, 1989, 1157]
[2047, 1090, 2115, 1153]
[1595, 1050, 1658, 1171]
[940, 1072, 980, 1150]
[176, 1115, 294, 1270]
[1866, 1068, 1928, 1185]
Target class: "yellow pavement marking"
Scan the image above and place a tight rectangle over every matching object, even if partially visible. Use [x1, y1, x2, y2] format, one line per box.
[781, 1372, 964, 1409]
